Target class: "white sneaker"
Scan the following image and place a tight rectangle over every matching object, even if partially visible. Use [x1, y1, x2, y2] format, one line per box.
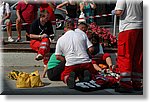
[35, 54, 43, 61]
[8, 37, 14, 42]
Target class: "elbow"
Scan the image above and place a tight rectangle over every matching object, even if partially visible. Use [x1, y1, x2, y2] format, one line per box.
[88, 46, 94, 54]
[115, 10, 123, 16]
[56, 55, 59, 60]
[56, 5, 60, 9]
[29, 34, 32, 38]
[56, 55, 61, 61]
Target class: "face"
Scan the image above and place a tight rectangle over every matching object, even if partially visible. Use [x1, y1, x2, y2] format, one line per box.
[0, 0, 3, 4]
[41, 13, 50, 23]
[81, 25, 88, 33]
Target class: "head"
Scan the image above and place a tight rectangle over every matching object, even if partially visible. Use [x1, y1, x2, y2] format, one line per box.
[78, 22, 88, 33]
[90, 33, 100, 46]
[64, 21, 74, 32]
[86, 28, 93, 39]
[0, 0, 4, 4]
[40, 10, 50, 24]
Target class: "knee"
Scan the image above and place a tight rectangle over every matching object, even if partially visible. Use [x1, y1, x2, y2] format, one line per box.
[103, 53, 111, 60]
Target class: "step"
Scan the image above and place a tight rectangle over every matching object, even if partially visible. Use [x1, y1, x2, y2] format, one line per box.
[1, 41, 117, 53]
[1, 41, 56, 53]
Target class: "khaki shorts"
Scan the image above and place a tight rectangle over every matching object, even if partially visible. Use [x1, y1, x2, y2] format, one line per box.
[1, 19, 11, 25]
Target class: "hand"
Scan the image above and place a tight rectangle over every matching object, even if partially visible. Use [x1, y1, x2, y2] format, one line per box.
[41, 34, 48, 39]
[65, 10, 68, 14]
[16, 17, 22, 22]
[111, 10, 116, 15]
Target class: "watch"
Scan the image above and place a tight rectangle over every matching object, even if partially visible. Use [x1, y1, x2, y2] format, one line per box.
[39, 35, 41, 40]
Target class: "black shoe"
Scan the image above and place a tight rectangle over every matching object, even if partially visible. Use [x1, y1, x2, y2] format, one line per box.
[35, 54, 43, 61]
[67, 72, 76, 89]
[84, 70, 91, 82]
[15, 38, 21, 42]
[115, 86, 134, 93]
[26, 35, 30, 41]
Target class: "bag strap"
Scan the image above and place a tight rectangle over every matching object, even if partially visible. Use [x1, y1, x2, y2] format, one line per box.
[20, 3, 29, 13]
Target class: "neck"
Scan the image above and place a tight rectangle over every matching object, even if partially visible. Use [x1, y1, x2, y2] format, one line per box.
[40, 18, 45, 26]
[24, 0, 28, 4]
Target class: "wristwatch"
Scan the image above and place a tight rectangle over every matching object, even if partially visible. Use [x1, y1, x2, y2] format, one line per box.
[39, 35, 41, 40]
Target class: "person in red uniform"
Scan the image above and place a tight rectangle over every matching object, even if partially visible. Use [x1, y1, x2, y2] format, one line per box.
[40, 0, 56, 39]
[113, 0, 143, 92]
[29, 10, 54, 71]
[15, 0, 38, 42]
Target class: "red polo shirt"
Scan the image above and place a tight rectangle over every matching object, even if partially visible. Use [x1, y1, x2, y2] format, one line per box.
[16, 1, 38, 23]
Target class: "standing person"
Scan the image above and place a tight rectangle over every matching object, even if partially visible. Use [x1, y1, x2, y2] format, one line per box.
[15, 0, 38, 42]
[29, 10, 54, 73]
[56, 0, 78, 27]
[0, 1, 14, 42]
[79, 0, 96, 24]
[40, 0, 56, 40]
[113, 0, 143, 92]
[55, 21, 97, 89]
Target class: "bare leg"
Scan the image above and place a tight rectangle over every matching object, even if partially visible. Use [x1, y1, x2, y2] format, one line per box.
[6, 21, 12, 37]
[41, 65, 48, 78]
[106, 57, 113, 69]
[16, 19, 22, 39]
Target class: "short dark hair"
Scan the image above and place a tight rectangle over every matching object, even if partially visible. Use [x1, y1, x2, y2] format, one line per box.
[64, 20, 74, 29]
[90, 33, 100, 46]
[78, 22, 88, 28]
[40, 10, 49, 17]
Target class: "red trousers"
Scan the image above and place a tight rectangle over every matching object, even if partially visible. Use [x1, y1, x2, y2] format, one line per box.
[61, 62, 97, 83]
[30, 38, 51, 65]
[117, 29, 143, 88]
[92, 53, 111, 64]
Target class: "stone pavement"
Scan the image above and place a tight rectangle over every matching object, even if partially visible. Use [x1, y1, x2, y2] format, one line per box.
[1, 53, 143, 95]
[0, 30, 142, 95]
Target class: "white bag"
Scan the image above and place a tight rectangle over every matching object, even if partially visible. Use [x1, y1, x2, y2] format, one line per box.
[78, 12, 86, 23]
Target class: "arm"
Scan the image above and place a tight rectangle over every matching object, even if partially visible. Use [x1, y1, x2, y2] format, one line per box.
[56, 1, 68, 14]
[55, 39, 64, 61]
[79, 2, 84, 12]
[16, 2, 22, 22]
[92, 59, 102, 72]
[89, 0, 96, 9]
[2, 12, 11, 21]
[30, 34, 41, 40]
[56, 55, 65, 61]
[29, 22, 48, 40]
[114, 0, 125, 16]
[88, 46, 94, 55]
[30, 34, 48, 40]
[2, 3, 11, 21]
[93, 64, 102, 72]
[115, 10, 123, 16]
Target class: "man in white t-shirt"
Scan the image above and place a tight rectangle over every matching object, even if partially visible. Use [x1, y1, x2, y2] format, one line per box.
[114, 0, 143, 92]
[0, 1, 14, 42]
[55, 22, 96, 88]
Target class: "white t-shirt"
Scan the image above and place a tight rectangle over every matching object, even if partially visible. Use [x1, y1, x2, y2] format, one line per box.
[75, 28, 92, 47]
[115, 0, 143, 32]
[0, 2, 11, 20]
[55, 30, 93, 66]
